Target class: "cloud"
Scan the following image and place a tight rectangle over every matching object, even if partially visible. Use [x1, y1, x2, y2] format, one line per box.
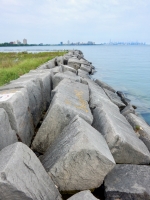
[0, 0, 150, 43]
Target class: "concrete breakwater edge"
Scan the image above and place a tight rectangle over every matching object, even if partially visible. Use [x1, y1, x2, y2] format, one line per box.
[0, 50, 150, 199]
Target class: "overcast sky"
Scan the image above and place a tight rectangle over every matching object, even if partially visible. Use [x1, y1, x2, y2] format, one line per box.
[1, 0, 150, 44]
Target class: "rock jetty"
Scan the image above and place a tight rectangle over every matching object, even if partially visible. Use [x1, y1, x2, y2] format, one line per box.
[0, 50, 150, 199]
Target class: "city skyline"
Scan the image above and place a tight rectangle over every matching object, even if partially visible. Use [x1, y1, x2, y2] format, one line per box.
[0, 0, 150, 44]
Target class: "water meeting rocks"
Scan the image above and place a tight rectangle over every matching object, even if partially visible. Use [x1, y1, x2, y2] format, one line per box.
[95, 79, 116, 93]
[41, 116, 115, 193]
[105, 164, 150, 200]
[0, 142, 62, 200]
[121, 104, 135, 116]
[92, 104, 150, 164]
[0, 88, 34, 146]
[104, 88, 126, 108]
[32, 79, 93, 153]
[0, 108, 17, 151]
[125, 113, 150, 151]
[67, 190, 99, 200]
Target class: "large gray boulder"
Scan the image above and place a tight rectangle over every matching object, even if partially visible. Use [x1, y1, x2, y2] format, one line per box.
[61, 64, 77, 74]
[21, 71, 51, 111]
[95, 79, 116, 93]
[67, 190, 99, 200]
[0, 88, 34, 146]
[56, 56, 64, 66]
[41, 116, 115, 192]
[32, 79, 93, 153]
[104, 88, 126, 108]
[121, 104, 135, 116]
[8, 76, 43, 127]
[88, 79, 150, 164]
[80, 64, 92, 73]
[68, 58, 81, 70]
[125, 113, 150, 151]
[105, 164, 150, 200]
[0, 142, 62, 200]
[52, 72, 81, 88]
[0, 108, 17, 151]
[78, 69, 90, 79]
[92, 105, 150, 164]
[87, 79, 116, 110]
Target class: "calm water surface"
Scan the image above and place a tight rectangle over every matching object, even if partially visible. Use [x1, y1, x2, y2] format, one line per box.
[1, 45, 150, 124]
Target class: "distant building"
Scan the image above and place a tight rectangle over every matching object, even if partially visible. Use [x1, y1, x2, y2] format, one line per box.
[60, 42, 63, 45]
[17, 40, 21, 44]
[68, 40, 70, 45]
[23, 38, 27, 44]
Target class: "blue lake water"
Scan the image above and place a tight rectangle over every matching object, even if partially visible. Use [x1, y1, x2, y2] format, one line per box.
[1, 45, 150, 125]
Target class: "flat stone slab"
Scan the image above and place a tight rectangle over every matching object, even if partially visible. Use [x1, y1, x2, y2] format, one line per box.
[104, 88, 126, 108]
[125, 113, 150, 151]
[67, 190, 99, 200]
[0, 108, 17, 151]
[0, 88, 34, 146]
[68, 58, 81, 70]
[61, 65, 77, 74]
[105, 164, 150, 200]
[0, 142, 62, 200]
[41, 116, 115, 192]
[95, 79, 116, 93]
[32, 79, 93, 153]
[92, 105, 150, 164]
[52, 72, 81, 88]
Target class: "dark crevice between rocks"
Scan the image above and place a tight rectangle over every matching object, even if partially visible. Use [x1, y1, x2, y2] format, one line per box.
[61, 184, 105, 200]
[92, 183, 105, 200]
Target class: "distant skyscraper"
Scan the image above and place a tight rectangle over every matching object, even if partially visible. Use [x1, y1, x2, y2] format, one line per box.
[68, 40, 70, 44]
[17, 40, 21, 44]
[23, 39, 27, 44]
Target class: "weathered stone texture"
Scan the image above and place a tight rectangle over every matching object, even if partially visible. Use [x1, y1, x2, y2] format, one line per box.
[0, 108, 17, 151]
[0, 142, 62, 200]
[95, 79, 116, 93]
[125, 113, 150, 151]
[0, 88, 34, 146]
[105, 164, 150, 200]
[32, 79, 93, 153]
[41, 116, 115, 192]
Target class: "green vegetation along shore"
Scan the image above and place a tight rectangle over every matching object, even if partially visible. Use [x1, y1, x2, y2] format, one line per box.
[0, 51, 67, 86]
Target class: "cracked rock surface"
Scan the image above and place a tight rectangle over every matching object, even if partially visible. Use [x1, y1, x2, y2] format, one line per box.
[0, 142, 62, 200]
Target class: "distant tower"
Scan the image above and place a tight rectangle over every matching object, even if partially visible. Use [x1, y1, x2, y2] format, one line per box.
[23, 39, 27, 44]
[68, 40, 70, 45]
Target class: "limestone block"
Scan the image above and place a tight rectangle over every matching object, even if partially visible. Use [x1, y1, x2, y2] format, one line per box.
[41, 116, 115, 192]
[37, 64, 48, 70]
[121, 104, 135, 116]
[23, 71, 51, 111]
[46, 58, 56, 68]
[52, 72, 81, 88]
[0, 88, 34, 146]
[125, 113, 150, 151]
[117, 91, 131, 105]
[105, 164, 150, 200]
[56, 56, 64, 66]
[0, 108, 17, 151]
[61, 65, 77, 74]
[9, 76, 43, 127]
[78, 69, 90, 79]
[67, 191, 99, 200]
[80, 64, 92, 73]
[87, 79, 117, 110]
[0, 142, 62, 200]
[32, 80, 93, 153]
[68, 58, 81, 70]
[92, 105, 150, 164]
[104, 88, 126, 108]
[63, 71, 77, 77]
[95, 79, 116, 93]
